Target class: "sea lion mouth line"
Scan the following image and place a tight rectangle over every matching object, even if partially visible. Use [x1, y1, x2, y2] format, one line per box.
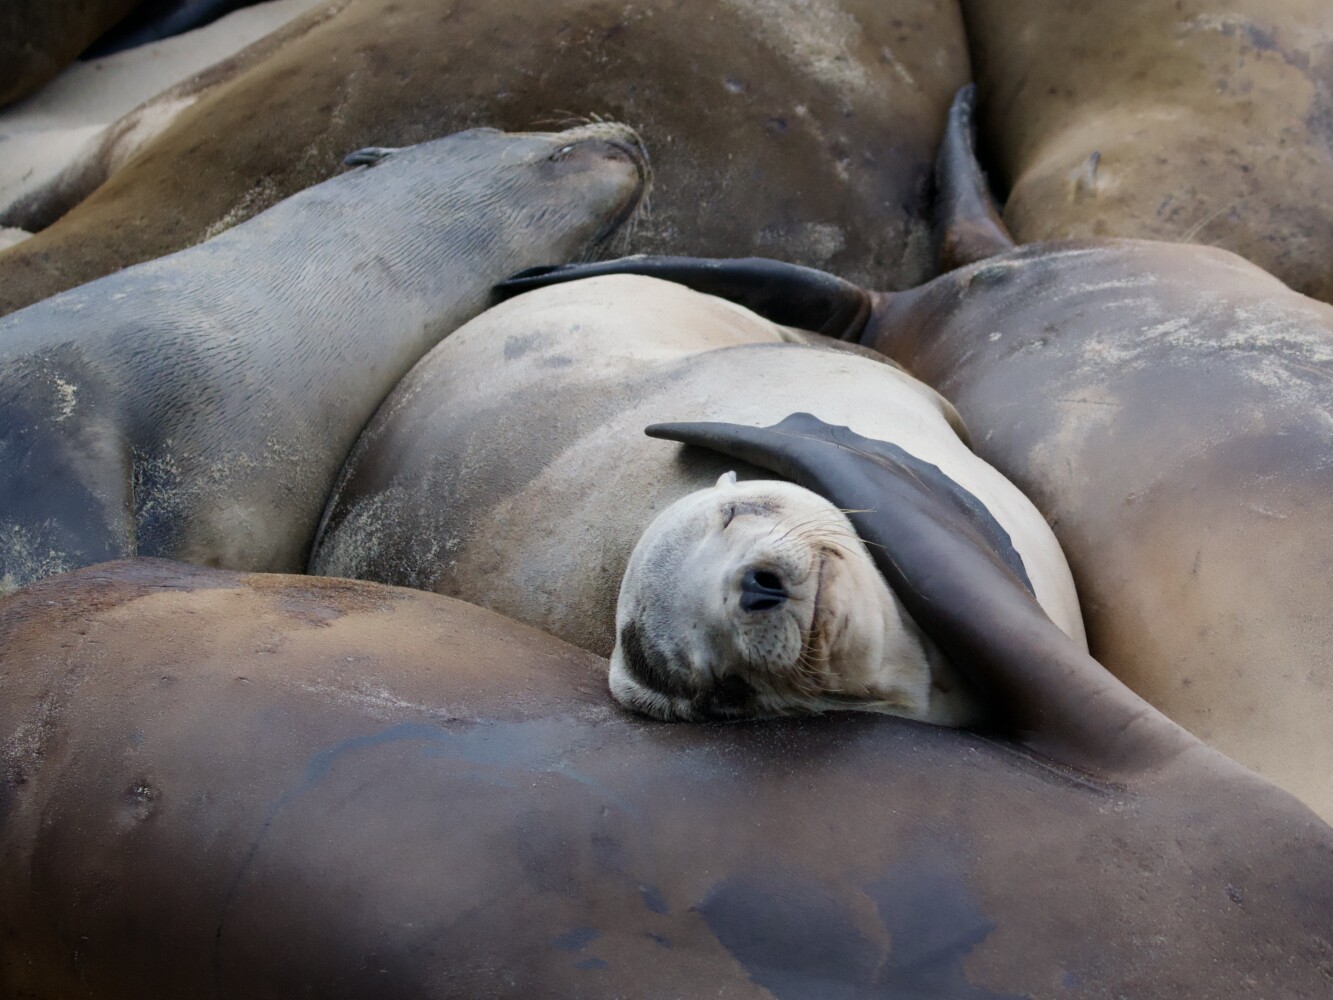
[797, 551, 831, 682]
[588, 134, 652, 249]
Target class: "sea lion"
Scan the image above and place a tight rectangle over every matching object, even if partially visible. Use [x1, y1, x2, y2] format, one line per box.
[310, 273, 1086, 665]
[0, 123, 646, 592]
[499, 87, 1333, 822]
[609, 475, 980, 726]
[960, 0, 1333, 302]
[0, 0, 326, 232]
[1, 552, 1329, 991]
[0, 1, 141, 108]
[0, 0, 969, 316]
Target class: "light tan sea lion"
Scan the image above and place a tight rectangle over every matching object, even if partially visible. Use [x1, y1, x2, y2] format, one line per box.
[310, 274, 1086, 680]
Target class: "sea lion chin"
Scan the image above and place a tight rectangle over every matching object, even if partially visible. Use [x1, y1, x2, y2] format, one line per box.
[610, 473, 976, 726]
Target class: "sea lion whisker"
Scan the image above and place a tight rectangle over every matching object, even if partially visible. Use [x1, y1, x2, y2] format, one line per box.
[769, 510, 852, 546]
[771, 526, 858, 561]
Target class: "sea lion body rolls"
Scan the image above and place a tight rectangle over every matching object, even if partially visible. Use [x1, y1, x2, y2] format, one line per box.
[0, 123, 646, 591]
[0, 555, 1329, 994]
[863, 236, 1333, 815]
[0, 0, 969, 316]
[311, 274, 1085, 669]
[961, 0, 1333, 301]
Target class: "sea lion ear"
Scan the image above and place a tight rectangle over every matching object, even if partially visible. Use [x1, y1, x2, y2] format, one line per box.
[715, 471, 739, 489]
[343, 146, 401, 168]
[935, 84, 1017, 271]
[496, 255, 874, 341]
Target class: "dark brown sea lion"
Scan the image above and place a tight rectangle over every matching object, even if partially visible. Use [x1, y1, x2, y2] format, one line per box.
[0, 0, 969, 316]
[960, 0, 1333, 302]
[308, 274, 1085, 668]
[498, 87, 1333, 822]
[0, 123, 645, 592]
[1, 513, 1330, 994]
[0, 1, 140, 108]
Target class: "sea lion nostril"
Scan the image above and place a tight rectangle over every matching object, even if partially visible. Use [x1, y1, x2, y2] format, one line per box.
[740, 568, 787, 612]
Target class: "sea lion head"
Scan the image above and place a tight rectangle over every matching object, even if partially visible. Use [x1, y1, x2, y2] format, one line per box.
[610, 473, 965, 723]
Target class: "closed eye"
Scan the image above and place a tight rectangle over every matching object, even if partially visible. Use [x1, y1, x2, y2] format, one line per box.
[721, 499, 779, 530]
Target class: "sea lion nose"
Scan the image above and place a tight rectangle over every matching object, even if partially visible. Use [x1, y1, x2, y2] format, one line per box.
[740, 568, 787, 612]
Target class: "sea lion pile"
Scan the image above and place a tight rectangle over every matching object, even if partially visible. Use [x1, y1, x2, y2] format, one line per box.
[1, 2, 1331, 997]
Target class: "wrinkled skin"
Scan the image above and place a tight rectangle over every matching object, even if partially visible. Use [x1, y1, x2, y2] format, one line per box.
[962, 0, 1333, 302]
[0, 0, 969, 316]
[0, 124, 645, 591]
[1, 550, 1329, 997]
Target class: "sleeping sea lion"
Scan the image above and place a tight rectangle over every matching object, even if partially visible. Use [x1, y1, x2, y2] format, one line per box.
[0, 0, 969, 316]
[960, 0, 1333, 302]
[497, 86, 1333, 822]
[609, 474, 980, 726]
[309, 273, 1086, 669]
[0, 123, 646, 592]
[1, 524, 1329, 993]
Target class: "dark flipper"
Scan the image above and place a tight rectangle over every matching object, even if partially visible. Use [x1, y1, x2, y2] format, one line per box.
[646, 414, 1191, 778]
[343, 147, 401, 168]
[935, 85, 1015, 271]
[497, 256, 874, 340]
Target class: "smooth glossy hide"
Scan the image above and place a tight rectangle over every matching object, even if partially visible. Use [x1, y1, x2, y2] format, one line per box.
[962, 0, 1333, 302]
[310, 275, 1084, 660]
[0, 0, 970, 316]
[0, 560, 1329, 998]
[866, 237, 1333, 820]
[0, 124, 645, 591]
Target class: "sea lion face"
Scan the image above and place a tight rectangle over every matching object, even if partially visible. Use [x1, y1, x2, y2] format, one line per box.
[610, 473, 940, 722]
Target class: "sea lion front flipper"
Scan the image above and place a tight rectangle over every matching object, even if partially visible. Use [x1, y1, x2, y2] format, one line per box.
[342, 146, 401, 168]
[497, 256, 874, 340]
[646, 413, 1190, 778]
[935, 84, 1016, 272]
